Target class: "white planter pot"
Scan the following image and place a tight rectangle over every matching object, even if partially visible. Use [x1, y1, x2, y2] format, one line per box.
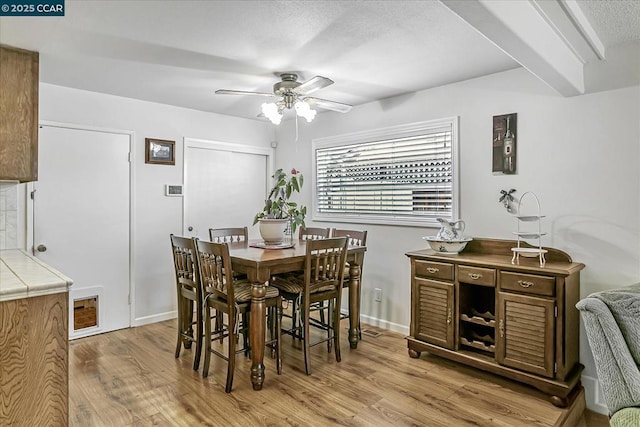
[258, 218, 289, 245]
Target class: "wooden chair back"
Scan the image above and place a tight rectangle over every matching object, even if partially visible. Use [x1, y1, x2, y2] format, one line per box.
[298, 226, 331, 240]
[195, 239, 237, 308]
[331, 229, 367, 247]
[209, 227, 248, 243]
[303, 237, 349, 297]
[170, 234, 202, 304]
[169, 234, 204, 370]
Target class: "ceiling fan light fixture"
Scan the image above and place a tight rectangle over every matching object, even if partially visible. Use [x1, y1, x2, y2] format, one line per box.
[294, 100, 317, 123]
[262, 102, 283, 125]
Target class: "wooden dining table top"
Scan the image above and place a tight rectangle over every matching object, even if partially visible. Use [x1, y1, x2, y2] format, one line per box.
[227, 239, 366, 283]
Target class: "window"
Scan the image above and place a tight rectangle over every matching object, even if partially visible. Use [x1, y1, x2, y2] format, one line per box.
[312, 117, 459, 227]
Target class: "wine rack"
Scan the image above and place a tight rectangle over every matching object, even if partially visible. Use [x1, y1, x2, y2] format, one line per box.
[459, 282, 496, 354]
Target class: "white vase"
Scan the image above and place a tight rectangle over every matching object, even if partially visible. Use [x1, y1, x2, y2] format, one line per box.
[258, 218, 289, 245]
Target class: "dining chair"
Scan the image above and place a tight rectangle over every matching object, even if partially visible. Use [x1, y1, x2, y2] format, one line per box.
[331, 229, 368, 341]
[271, 236, 348, 375]
[209, 227, 249, 243]
[170, 234, 204, 371]
[195, 238, 282, 392]
[298, 226, 331, 240]
[272, 226, 331, 330]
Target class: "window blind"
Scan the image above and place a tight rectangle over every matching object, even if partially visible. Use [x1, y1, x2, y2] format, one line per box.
[315, 128, 453, 220]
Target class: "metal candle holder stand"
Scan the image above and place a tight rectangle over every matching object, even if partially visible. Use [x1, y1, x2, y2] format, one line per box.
[511, 191, 548, 267]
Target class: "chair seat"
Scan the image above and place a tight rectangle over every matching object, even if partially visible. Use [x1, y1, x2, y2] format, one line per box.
[209, 280, 280, 303]
[272, 274, 335, 295]
[234, 282, 280, 302]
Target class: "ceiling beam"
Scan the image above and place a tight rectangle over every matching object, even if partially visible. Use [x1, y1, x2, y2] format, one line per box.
[441, 0, 589, 96]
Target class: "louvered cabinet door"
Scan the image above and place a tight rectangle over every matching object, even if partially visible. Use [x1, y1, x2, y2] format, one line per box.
[496, 292, 555, 378]
[414, 278, 454, 349]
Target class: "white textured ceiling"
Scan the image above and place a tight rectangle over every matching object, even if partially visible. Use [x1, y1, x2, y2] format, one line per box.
[0, 0, 637, 121]
[578, 0, 640, 46]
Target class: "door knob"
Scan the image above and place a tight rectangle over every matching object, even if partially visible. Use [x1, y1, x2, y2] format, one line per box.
[36, 244, 47, 252]
[188, 226, 193, 231]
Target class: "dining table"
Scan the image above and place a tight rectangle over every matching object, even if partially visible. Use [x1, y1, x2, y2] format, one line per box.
[227, 238, 366, 391]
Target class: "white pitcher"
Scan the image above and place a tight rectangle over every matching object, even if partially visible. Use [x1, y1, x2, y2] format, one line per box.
[436, 218, 465, 241]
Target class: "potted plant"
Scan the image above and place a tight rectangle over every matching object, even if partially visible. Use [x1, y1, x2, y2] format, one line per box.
[253, 168, 307, 244]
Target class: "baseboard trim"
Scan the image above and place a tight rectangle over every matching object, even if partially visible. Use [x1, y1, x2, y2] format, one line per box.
[581, 374, 609, 416]
[133, 310, 176, 327]
[347, 310, 410, 336]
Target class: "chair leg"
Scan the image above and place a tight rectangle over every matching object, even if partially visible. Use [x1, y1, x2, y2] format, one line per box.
[276, 302, 282, 374]
[175, 295, 184, 358]
[193, 299, 204, 371]
[303, 300, 312, 375]
[291, 299, 298, 342]
[226, 311, 237, 393]
[184, 299, 194, 349]
[242, 312, 250, 356]
[217, 311, 224, 343]
[333, 297, 342, 363]
[202, 305, 212, 378]
[327, 300, 333, 353]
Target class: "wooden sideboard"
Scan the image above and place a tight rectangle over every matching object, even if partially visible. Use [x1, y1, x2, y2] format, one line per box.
[406, 238, 585, 407]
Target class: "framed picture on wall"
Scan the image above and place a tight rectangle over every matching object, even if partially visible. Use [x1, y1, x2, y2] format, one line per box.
[492, 113, 517, 175]
[145, 138, 175, 165]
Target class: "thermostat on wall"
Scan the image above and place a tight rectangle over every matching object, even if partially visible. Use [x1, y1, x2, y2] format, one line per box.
[165, 185, 183, 197]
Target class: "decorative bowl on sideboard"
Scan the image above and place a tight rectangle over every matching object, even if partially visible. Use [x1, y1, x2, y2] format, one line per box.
[422, 236, 473, 254]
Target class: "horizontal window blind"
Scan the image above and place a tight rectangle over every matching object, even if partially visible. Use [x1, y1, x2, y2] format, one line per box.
[315, 125, 454, 221]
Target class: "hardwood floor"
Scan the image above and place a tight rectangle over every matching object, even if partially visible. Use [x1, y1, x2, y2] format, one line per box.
[69, 319, 610, 426]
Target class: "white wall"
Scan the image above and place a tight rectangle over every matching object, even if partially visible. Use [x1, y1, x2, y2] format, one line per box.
[275, 67, 640, 413]
[0, 183, 18, 249]
[36, 83, 274, 323]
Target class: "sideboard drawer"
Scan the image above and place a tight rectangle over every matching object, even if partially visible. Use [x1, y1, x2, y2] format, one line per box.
[414, 260, 454, 281]
[458, 265, 496, 287]
[500, 271, 555, 297]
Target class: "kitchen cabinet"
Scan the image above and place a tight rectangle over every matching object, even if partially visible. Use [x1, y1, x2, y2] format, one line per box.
[0, 44, 39, 182]
[406, 238, 584, 407]
[0, 249, 72, 425]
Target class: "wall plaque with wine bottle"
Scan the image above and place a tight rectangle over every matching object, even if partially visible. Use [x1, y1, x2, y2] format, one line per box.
[492, 113, 517, 174]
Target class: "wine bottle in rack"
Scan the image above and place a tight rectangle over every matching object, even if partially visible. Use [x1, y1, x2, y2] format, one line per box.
[503, 115, 515, 174]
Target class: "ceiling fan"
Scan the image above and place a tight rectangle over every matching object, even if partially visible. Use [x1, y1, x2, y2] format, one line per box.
[215, 73, 352, 125]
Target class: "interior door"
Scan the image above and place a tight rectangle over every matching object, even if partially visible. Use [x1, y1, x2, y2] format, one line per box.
[184, 139, 270, 240]
[33, 125, 131, 338]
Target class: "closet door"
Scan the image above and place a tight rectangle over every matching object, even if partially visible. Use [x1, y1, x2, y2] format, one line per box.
[183, 138, 271, 240]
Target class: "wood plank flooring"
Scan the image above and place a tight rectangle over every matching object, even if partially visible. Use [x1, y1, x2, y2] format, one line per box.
[69, 319, 609, 426]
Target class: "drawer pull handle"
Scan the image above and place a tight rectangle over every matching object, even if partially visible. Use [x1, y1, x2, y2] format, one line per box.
[447, 309, 452, 324]
[427, 267, 439, 274]
[518, 280, 534, 288]
[469, 273, 482, 280]
[499, 319, 504, 338]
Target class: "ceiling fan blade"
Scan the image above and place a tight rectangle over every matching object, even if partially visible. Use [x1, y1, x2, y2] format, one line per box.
[292, 76, 333, 95]
[304, 97, 352, 113]
[215, 89, 275, 97]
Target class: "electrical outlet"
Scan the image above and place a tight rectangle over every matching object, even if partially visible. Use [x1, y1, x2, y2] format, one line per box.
[374, 288, 382, 302]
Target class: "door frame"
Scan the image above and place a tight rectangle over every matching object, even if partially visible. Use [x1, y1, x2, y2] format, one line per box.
[27, 120, 136, 332]
[182, 137, 274, 236]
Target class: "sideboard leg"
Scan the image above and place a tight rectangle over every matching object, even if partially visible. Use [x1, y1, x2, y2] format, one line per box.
[408, 348, 421, 358]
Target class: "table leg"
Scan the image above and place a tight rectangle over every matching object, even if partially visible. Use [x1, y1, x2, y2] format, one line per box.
[348, 263, 361, 349]
[250, 281, 267, 390]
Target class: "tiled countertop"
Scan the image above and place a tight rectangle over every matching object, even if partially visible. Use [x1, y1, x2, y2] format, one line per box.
[0, 249, 73, 302]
